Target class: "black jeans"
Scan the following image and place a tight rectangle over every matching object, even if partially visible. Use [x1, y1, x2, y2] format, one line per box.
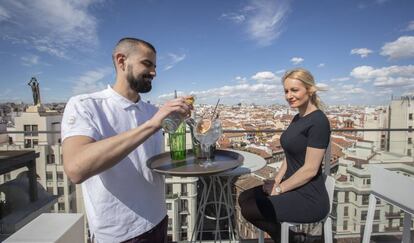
[121, 215, 168, 243]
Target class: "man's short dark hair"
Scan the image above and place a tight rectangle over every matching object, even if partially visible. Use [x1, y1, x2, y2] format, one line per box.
[112, 37, 156, 69]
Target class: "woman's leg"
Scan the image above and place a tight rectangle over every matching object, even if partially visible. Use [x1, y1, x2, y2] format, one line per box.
[238, 186, 281, 242]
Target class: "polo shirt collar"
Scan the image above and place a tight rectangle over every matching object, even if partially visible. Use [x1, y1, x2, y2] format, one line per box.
[106, 85, 144, 110]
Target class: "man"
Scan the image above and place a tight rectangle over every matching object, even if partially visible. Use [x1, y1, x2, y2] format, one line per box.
[61, 38, 192, 243]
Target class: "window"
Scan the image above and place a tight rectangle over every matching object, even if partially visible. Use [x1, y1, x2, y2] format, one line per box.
[24, 139, 32, 148]
[344, 192, 349, 203]
[343, 220, 348, 231]
[409, 126, 413, 133]
[362, 194, 370, 205]
[344, 206, 348, 216]
[47, 187, 54, 194]
[166, 203, 172, 210]
[58, 202, 65, 211]
[408, 149, 412, 156]
[361, 210, 367, 221]
[181, 184, 188, 196]
[181, 215, 188, 226]
[68, 184, 74, 194]
[32, 139, 38, 146]
[367, 178, 371, 185]
[165, 184, 173, 195]
[168, 218, 172, 231]
[46, 172, 53, 181]
[409, 113, 413, 120]
[57, 187, 64, 196]
[31, 125, 38, 136]
[181, 199, 188, 211]
[374, 210, 380, 220]
[350, 175, 354, 182]
[57, 172, 64, 182]
[24, 125, 31, 135]
[373, 224, 379, 232]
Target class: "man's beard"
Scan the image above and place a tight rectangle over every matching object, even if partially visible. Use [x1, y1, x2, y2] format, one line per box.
[127, 64, 152, 93]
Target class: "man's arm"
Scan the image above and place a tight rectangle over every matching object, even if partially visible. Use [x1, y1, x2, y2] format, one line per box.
[63, 97, 191, 184]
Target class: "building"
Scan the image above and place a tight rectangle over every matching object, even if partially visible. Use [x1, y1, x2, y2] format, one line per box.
[388, 96, 414, 156]
[0, 105, 67, 240]
[333, 140, 414, 242]
[363, 107, 388, 151]
[0, 105, 78, 215]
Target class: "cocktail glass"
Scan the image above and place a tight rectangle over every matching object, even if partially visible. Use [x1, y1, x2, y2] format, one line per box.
[194, 118, 223, 167]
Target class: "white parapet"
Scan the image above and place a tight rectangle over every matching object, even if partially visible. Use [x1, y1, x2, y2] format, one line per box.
[4, 213, 84, 243]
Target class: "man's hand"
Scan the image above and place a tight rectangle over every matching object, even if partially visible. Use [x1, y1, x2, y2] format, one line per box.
[150, 96, 193, 128]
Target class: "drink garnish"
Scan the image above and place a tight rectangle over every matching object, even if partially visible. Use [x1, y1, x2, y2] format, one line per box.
[196, 119, 212, 134]
[185, 96, 195, 105]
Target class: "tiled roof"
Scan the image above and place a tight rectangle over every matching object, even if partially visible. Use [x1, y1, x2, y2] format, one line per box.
[234, 175, 263, 190]
[246, 147, 272, 158]
[253, 165, 277, 179]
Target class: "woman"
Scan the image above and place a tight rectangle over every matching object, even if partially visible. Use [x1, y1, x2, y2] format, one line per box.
[238, 68, 331, 242]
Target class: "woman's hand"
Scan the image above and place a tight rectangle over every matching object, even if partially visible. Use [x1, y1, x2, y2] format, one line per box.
[263, 179, 281, 196]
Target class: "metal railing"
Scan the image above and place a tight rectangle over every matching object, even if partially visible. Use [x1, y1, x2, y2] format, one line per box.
[1, 128, 413, 243]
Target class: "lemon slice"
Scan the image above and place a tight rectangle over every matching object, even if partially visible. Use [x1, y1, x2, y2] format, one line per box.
[185, 96, 195, 105]
[196, 119, 212, 134]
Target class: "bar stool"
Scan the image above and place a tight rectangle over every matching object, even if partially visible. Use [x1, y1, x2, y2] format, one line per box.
[280, 175, 335, 243]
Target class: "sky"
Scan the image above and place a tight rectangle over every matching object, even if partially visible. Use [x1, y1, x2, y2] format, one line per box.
[0, 0, 413, 106]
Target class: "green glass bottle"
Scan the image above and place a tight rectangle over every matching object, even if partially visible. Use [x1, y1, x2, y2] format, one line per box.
[169, 122, 186, 161]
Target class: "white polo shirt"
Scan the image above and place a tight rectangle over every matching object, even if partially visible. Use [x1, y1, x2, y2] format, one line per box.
[61, 86, 166, 243]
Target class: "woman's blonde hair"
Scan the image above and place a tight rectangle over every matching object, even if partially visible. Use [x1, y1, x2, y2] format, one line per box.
[282, 68, 324, 109]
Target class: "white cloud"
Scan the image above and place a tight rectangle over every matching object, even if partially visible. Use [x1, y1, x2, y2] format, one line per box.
[316, 83, 329, 91]
[318, 63, 325, 68]
[373, 77, 414, 87]
[0, 0, 100, 58]
[21, 55, 39, 66]
[380, 36, 414, 60]
[158, 83, 281, 104]
[246, 0, 291, 46]
[221, 0, 291, 47]
[164, 53, 186, 71]
[290, 57, 304, 65]
[72, 67, 112, 95]
[339, 84, 366, 94]
[350, 65, 414, 87]
[220, 13, 246, 23]
[331, 77, 350, 82]
[350, 48, 373, 58]
[235, 76, 248, 84]
[251, 71, 278, 82]
[0, 5, 10, 21]
[405, 21, 414, 31]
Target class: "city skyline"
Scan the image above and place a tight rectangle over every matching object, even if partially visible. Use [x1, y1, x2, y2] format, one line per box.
[0, 0, 413, 105]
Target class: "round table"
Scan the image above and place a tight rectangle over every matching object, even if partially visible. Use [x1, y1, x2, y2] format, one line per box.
[147, 149, 266, 243]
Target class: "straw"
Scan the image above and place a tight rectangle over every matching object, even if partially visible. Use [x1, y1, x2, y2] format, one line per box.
[210, 98, 220, 120]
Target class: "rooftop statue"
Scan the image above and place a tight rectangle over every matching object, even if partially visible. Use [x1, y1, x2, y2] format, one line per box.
[28, 77, 41, 106]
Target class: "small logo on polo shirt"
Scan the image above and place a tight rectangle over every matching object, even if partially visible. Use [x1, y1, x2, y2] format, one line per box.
[67, 116, 76, 125]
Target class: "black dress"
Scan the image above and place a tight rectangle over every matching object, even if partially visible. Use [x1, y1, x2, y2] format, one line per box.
[269, 110, 331, 223]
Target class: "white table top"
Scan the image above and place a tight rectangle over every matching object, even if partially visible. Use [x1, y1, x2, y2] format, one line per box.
[218, 149, 266, 176]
